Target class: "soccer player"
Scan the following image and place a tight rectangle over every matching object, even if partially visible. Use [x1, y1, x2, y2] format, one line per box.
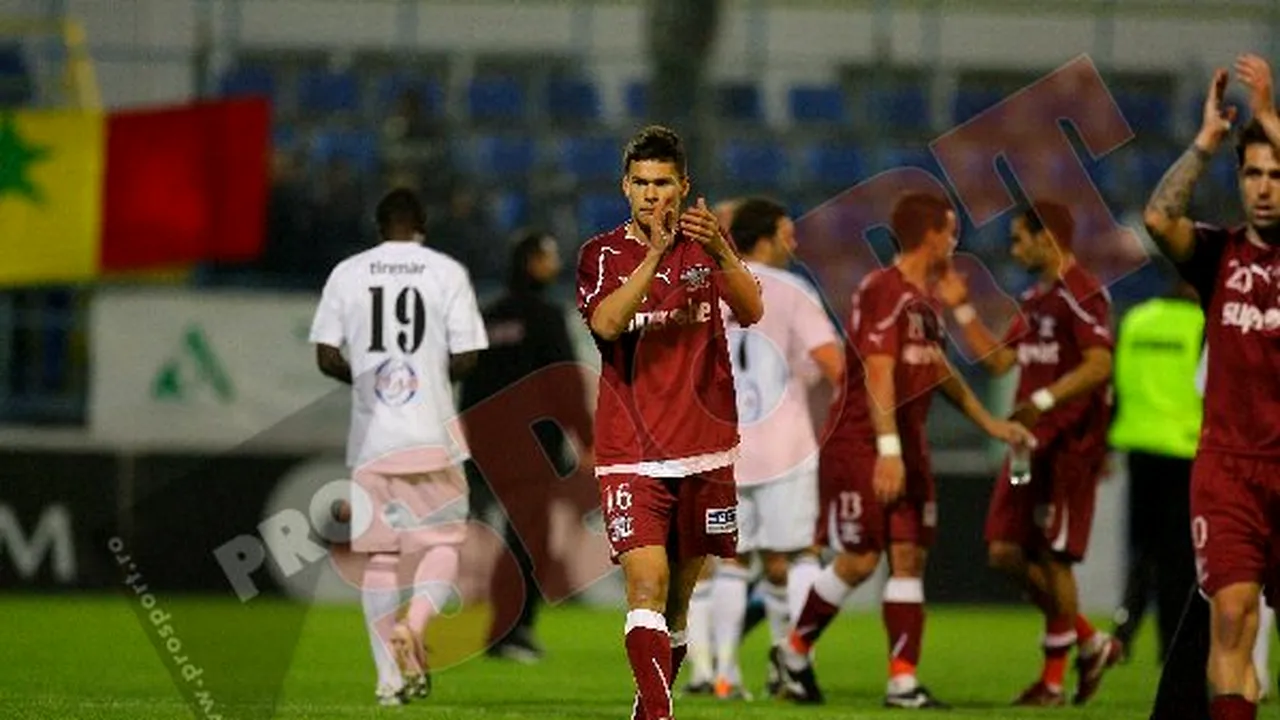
[776, 191, 1034, 708]
[935, 202, 1121, 706]
[576, 125, 763, 720]
[310, 188, 489, 706]
[694, 197, 844, 700]
[1142, 54, 1280, 720]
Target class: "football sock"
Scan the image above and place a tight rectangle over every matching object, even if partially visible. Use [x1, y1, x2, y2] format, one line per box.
[785, 566, 853, 670]
[761, 579, 790, 647]
[712, 564, 750, 684]
[361, 553, 403, 689]
[1075, 614, 1099, 651]
[686, 580, 714, 684]
[1210, 694, 1257, 720]
[883, 577, 925, 691]
[787, 555, 822, 631]
[1042, 615, 1076, 691]
[669, 630, 688, 688]
[625, 609, 673, 720]
[405, 545, 459, 639]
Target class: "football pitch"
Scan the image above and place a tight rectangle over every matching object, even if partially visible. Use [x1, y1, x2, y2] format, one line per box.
[0, 595, 1205, 719]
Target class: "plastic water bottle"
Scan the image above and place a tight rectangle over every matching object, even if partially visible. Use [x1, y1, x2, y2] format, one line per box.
[1009, 444, 1032, 486]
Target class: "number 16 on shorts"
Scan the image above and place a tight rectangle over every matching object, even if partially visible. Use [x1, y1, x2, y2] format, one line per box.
[606, 483, 634, 544]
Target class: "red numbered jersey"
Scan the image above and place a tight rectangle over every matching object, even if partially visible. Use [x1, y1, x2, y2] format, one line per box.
[824, 266, 946, 471]
[576, 223, 740, 475]
[1004, 263, 1114, 452]
[1179, 224, 1280, 457]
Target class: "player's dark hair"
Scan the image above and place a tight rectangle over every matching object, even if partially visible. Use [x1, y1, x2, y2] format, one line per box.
[508, 229, 552, 293]
[1236, 118, 1272, 168]
[730, 197, 788, 254]
[1018, 201, 1075, 250]
[375, 188, 427, 239]
[622, 125, 687, 176]
[890, 192, 952, 251]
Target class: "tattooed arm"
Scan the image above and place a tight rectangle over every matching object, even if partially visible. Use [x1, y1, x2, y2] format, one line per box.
[1143, 69, 1236, 263]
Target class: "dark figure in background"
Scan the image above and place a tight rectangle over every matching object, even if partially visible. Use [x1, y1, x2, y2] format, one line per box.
[459, 231, 595, 662]
[647, 0, 720, 182]
[1108, 271, 1205, 662]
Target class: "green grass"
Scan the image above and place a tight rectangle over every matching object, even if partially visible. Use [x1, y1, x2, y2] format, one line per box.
[0, 595, 1202, 719]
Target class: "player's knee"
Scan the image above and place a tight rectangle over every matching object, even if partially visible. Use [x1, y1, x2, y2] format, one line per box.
[624, 566, 670, 610]
[833, 550, 879, 585]
[988, 542, 1025, 574]
[1211, 584, 1261, 649]
[762, 552, 790, 585]
[888, 543, 925, 577]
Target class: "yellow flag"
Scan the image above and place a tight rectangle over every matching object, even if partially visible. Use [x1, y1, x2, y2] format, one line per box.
[0, 110, 104, 286]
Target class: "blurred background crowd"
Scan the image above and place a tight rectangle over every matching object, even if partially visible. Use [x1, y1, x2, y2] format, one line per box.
[0, 0, 1260, 432]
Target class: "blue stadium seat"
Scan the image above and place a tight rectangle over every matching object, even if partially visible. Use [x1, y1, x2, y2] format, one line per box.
[469, 77, 526, 122]
[789, 85, 847, 125]
[376, 73, 444, 117]
[547, 78, 602, 122]
[625, 81, 649, 120]
[0, 44, 32, 106]
[1115, 90, 1172, 137]
[218, 64, 277, 102]
[298, 69, 360, 113]
[1208, 152, 1237, 193]
[716, 83, 763, 122]
[870, 86, 930, 132]
[561, 136, 619, 183]
[578, 194, 630, 236]
[492, 190, 530, 234]
[472, 134, 536, 177]
[1135, 146, 1182, 192]
[311, 129, 379, 173]
[952, 88, 1006, 125]
[879, 145, 941, 175]
[805, 142, 865, 188]
[721, 139, 788, 187]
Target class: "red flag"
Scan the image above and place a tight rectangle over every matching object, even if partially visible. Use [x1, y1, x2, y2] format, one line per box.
[100, 98, 269, 271]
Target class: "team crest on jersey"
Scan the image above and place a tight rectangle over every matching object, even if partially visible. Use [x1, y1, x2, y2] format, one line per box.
[681, 265, 712, 290]
[374, 358, 419, 406]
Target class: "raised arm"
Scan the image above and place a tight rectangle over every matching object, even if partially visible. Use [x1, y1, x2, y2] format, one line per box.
[589, 250, 665, 340]
[682, 197, 764, 326]
[935, 268, 1017, 376]
[1236, 53, 1280, 149]
[1143, 69, 1236, 262]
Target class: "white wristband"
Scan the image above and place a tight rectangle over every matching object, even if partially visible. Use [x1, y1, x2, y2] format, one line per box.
[876, 434, 902, 457]
[953, 303, 977, 325]
[1031, 388, 1056, 412]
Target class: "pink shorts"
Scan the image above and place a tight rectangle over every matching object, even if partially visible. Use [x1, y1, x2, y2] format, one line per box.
[984, 447, 1104, 563]
[351, 461, 469, 554]
[597, 465, 738, 564]
[1191, 452, 1280, 602]
[815, 448, 936, 554]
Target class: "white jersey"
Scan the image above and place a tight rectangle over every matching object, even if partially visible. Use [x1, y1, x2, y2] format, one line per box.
[309, 241, 489, 470]
[727, 262, 840, 486]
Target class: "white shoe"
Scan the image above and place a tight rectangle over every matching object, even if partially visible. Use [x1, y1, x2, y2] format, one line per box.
[376, 683, 406, 706]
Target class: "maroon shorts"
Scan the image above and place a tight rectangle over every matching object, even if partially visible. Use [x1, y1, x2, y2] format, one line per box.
[815, 448, 936, 554]
[1191, 452, 1280, 602]
[597, 465, 738, 564]
[983, 446, 1104, 563]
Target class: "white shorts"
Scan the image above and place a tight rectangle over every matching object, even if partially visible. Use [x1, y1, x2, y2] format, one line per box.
[351, 462, 470, 554]
[736, 461, 818, 554]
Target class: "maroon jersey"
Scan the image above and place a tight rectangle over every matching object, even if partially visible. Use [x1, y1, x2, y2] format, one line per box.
[823, 266, 946, 469]
[1003, 264, 1114, 452]
[576, 223, 740, 473]
[1179, 224, 1280, 458]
